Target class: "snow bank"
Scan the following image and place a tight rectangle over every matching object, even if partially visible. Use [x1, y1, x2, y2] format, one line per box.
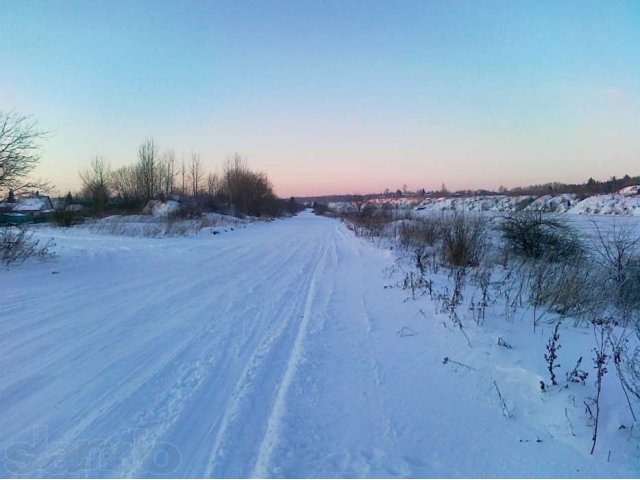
[570, 193, 640, 216]
[619, 185, 640, 196]
[143, 200, 181, 217]
[79, 212, 250, 238]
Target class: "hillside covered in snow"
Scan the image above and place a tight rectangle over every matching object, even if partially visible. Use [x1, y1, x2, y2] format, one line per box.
[329, 186, 640, 217]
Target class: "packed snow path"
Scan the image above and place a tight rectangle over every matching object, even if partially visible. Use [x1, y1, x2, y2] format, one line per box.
[1, 212, 637, 477]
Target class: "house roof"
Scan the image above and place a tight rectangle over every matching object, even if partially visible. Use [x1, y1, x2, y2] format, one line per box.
[11, 195, 54, 212]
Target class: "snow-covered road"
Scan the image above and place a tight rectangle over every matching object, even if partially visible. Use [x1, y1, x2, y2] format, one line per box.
[1, 212, 637, 477]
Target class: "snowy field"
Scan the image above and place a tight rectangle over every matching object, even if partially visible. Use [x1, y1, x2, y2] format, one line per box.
[1, 211, 639, 478]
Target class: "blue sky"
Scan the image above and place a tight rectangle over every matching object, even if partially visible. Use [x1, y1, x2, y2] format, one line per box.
[1, 0, 639, 196]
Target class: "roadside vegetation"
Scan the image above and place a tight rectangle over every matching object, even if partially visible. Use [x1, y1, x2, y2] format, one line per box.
[72, 145, 304, 236]
[334, 201, 640, 456]
[0, 110, 54, 265]
[77, 142, 303, 219]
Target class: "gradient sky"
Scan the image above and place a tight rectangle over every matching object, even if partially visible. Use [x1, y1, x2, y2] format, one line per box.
[1, 0, 639, 197]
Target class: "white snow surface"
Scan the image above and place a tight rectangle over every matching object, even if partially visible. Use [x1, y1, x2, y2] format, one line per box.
[1, 212, 639, 477]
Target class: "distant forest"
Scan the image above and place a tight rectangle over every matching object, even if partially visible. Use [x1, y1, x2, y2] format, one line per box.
[300, 173, 640, 204]
[507, 174, 640, 197]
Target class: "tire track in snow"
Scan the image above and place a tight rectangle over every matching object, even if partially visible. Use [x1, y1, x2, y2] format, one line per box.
[265, 221, 403, 477]
[23, 230, 311, 476]
[114, 234, 316, 476]
[201, 237, 329, 477]
[250, 237, 331, 478]
[125, 250, 314, 477]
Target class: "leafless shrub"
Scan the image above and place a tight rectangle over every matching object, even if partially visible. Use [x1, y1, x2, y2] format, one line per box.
[590, 220, 640, 321]
[608, 336, 638, 421]
[500, 211, 582, 262]
[470, 268, 492, 326]
[619, 340, 640, 409]
[402, 271, 429, 299]
[566, 356, 589, 385]
[544, 321, 562, 387]
[438, 212, 487, 268]
[587, 319, 611, 455]
[436, 269, 472, 347]
[342, 207, 395, 238]
[398, 216, 440, 250]
[527, 257, 600, 328]
[493, 267, 528, 323]
[0, 226, 54, 265]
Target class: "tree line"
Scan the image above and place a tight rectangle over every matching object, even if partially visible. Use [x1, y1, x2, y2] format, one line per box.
[507, 174, 640, 197]
[80, 139, 299, 217]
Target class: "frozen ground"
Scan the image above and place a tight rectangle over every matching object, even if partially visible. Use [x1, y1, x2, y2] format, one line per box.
[1, 212, 639, 477]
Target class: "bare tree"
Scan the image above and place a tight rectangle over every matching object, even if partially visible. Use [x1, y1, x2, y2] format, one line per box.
[111, 165, 140, 207]
[189, 152, 203, 197]
[160, 149, 176, 197]
[0, 111, 48, 196]
[221, 154, 278, 217]
[207, 172, 219, 198]
[180, 157, 187, 196]
[222, 154, 250, 214]
[137, 138, 159, 201]
[80, 155, 111, 212]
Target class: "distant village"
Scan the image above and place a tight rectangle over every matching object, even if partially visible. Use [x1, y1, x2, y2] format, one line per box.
[0, 191, 83, 225]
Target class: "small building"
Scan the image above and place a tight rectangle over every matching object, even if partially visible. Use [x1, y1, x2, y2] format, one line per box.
[0, 193, 54, 224]
[11, 194, 55, 216]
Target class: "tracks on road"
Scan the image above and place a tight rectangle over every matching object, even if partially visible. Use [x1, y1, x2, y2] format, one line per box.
[1, 213, 370, 478]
